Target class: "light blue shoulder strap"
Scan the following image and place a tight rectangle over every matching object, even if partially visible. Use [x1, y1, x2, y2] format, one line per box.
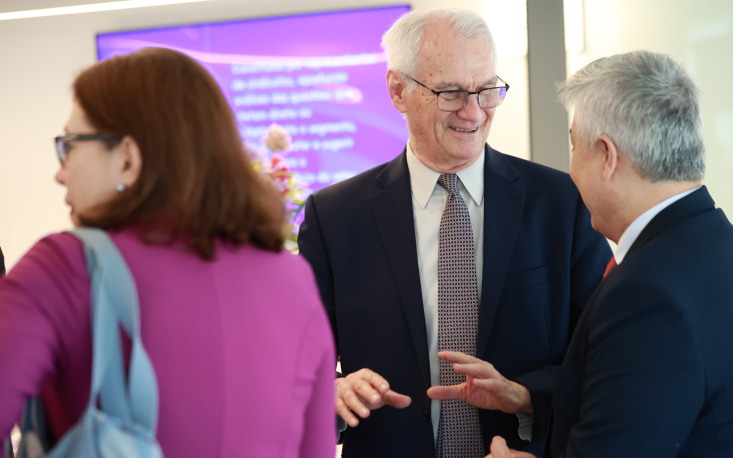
[68, 228, 159, 433]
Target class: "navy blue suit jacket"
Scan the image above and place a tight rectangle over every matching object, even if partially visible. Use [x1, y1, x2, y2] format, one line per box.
[549, 186, 733, 457]
[298, 145, 611, 457]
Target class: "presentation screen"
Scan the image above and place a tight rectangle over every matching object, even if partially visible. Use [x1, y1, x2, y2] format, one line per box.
[96, 5, 410, 193]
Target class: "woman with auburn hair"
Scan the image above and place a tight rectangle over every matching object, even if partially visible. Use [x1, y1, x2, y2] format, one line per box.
[0, 47, 334, 457]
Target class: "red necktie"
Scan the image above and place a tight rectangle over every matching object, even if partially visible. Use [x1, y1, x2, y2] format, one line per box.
[603, 256, 617, 279]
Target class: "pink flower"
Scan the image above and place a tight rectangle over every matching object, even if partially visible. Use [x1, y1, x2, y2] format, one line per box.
[270, 153, 288, 172]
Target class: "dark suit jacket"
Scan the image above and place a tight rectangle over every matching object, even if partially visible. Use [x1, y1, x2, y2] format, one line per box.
[298, 145, 611, 457]
[549, 186, 733, 457]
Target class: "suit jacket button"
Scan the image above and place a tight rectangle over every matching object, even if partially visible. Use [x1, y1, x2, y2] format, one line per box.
[422, 410, 429, 422]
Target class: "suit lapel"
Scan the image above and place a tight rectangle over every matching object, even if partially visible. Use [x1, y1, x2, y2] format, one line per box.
[370, 152, 432, 387]
[366, 147, 531, 380]
[628, 186, 714, 254]
[477, 146, 525, 356]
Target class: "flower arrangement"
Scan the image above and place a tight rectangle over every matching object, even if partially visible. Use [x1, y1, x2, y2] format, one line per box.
[247, 123, 310, 252]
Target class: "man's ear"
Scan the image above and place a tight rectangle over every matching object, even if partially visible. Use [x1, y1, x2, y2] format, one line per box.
[598, 134, 619, 181]
[386, 70, 408, 113]
[114, 135, 143, 187]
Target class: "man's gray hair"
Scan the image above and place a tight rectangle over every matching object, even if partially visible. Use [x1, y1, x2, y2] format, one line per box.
[381, 9, 496, 89]
[558, 50, 705, 181]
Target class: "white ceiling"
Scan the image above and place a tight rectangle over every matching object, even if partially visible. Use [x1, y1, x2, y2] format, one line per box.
[0, 0, 151, 14]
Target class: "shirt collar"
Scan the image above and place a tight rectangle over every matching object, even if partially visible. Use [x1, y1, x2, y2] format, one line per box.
[406, 142, 485, 208]
[615, 186, 700, 263]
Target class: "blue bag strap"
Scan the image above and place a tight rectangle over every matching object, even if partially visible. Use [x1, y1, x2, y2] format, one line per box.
[68, 228, 159, 433]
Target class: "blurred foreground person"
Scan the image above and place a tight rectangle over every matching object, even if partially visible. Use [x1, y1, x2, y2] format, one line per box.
[0, 47, 335, 457]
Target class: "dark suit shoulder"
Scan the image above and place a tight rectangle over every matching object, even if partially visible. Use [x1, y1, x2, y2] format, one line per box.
[312, 155, 400, 199]
[488, 146, 573, 187]
[485, 146, 581, 214]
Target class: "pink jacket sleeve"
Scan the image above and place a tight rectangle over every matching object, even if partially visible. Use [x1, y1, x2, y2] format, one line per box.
[0, 233, 90, 436]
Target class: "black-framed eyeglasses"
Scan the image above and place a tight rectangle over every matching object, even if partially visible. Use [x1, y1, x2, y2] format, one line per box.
[54, 133, 123, 165]
[403, 75, 510, 112]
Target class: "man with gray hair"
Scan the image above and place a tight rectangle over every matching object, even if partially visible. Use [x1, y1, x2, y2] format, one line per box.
[485, 50, 733, 457]
[298, 8, 611, 457]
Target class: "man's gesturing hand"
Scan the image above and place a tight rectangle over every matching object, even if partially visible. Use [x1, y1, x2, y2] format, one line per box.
[485, 436, 537, 458]
[426, 351, 533, 414]
[336, 368, 412, 427]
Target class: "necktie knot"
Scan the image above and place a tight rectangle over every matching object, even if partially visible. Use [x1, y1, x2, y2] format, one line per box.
[438, 173, 459, 196]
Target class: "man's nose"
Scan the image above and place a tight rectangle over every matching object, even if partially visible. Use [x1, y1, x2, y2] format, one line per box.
[455, 93, 484, 121]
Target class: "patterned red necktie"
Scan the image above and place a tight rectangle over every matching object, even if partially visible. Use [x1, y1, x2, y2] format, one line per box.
[603, 256, 617, 279]
[436, 173, 483, 457]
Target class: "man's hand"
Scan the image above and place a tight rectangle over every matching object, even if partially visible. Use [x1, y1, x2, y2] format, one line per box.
[485, 436, 537, 458]
[426, 351, 533, 414]
[336, 368, 412, 427]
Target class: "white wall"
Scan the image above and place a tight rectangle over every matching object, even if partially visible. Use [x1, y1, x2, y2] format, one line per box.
[568, 0, 733, 218]
[0, 0, 529, 268]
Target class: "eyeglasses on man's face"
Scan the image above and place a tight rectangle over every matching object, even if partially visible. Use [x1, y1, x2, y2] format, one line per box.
[403, 75, 510, 112]
[54, 133, 123, 165]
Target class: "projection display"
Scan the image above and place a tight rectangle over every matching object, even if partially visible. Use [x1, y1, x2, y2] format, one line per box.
[97, 5, 411, 192]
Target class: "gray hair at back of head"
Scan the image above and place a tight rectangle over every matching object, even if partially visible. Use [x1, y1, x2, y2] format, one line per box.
[557, 50, 705, 182]
[381, 9, 496, 88]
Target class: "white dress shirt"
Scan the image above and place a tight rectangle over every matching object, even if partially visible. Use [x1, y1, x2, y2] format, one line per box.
[406, 143, 485, 440]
